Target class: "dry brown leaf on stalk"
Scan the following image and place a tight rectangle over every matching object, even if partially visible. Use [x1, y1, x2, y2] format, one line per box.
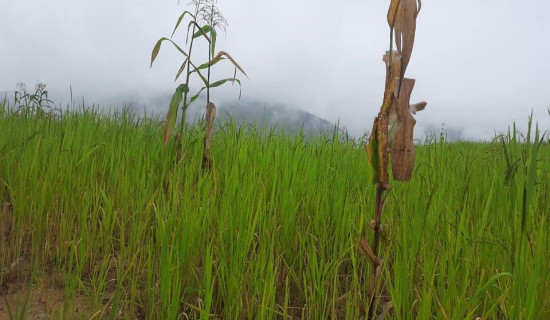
[381, 72, 397, 116]
[410, 101, 427, 114]
[387, 0, 401, 28]
[399, 0, 419, 72]
[366, 117, 378, 167]
[383, 50, 401, 126]
[391, 78, 416, 181]
[393, 4, 403, 54]
[377, 85, 394, 190]
[366, 115, 389, 189]
[174, 58, 189, 81]
[210, 51, 248, 78]
[366, 73, 395, 188]
[366, 117, 381, 186]
[395, 0, 421, 95]
[376, 114, 390, 189]
[359, 238, 380, 266]
[202, 102, 217, 170]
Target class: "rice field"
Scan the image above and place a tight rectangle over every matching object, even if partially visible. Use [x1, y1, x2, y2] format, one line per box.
[0, 100, 549, 319]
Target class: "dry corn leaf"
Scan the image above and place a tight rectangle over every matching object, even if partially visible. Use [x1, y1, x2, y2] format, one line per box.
[366, 117, 383, 187]
[380, 72, 397, 117]
[399, 0, 418, 75]
[367, 53, 396, 188]
[410, 101, 427, 114]
[366, 117, 378, 168]
[394, 6, 403, 55]
[202, 102, 217, 170]
[359, 237, 380, 266]
[387, 0, 401, 28]
[377, 114, 390, 189]
[394, 0, 421, 96]
[391, 78, 416, 181]
[384, 50, 401, 132]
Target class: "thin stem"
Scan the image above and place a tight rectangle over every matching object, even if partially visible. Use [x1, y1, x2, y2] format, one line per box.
[368, 186, 385, 320]
[206, 41, 211, 105]
[206, 2, 215, 105]
[179, 5, 201, 140]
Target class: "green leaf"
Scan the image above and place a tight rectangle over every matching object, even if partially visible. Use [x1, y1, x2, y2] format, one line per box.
[456, 272, 511, 319]
[192, 25, 212, 39]
[526, 121, 541, 208]
[171, 11, 195, 38]
[166, 39, 190, 58]
[163, 86, 184, 146]
[150, 37, 189, 68]
[189, 87, 206, 104]
[191, 58, 226, 74]
[210, 28, 217, 56]
[194, 61, 213, 71]
[178, 83, 190, 94]
[188, 21, 210, 42]
[188, 61, 209, 86]
[209, 78, 241, 88]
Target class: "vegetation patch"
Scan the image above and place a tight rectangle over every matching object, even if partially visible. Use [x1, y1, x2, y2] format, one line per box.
[0, 98, 549, 319]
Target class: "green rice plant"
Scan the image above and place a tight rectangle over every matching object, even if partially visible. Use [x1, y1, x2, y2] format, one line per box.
[0, 98, 549, 319]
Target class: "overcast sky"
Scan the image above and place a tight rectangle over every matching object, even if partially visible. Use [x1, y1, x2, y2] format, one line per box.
[1, 0, 549, 140]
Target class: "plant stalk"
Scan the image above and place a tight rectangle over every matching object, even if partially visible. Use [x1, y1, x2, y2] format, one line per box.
[368, 185, 385, 320]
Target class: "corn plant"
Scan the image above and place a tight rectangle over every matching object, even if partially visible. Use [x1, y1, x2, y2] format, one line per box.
[13, 82, 59, 117]
[150, 0, 246, 162]
[362, 0, 425, 318]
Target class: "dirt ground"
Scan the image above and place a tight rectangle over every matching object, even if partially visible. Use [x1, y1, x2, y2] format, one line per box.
[1, 274, 96, 320]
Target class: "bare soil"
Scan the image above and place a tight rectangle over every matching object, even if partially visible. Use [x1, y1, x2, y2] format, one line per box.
[1, 274, 94, 320]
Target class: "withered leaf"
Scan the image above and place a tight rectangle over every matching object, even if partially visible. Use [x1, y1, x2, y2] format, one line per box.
[410, 101, 427, 114]
[366, 117, 380, 185]
[202, 102, 217, 170]
[376, 113, 390, 189]
[359, 237, 380, 266]
[387, 0, 401, 29]
[397, 0, 419, 95]
[391, 78, 416, 181]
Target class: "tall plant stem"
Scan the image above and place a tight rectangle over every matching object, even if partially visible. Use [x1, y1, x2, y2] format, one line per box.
[178, 35, 195, 140]
[178, 3, 202, 141]
[206, 2, 215, 105]
[206, 48, 211, 104]
[368, 185, 385, 320]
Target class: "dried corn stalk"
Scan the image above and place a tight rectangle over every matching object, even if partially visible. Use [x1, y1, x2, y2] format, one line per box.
[202, 102, 217, 171]
[363, 1, 426, 318]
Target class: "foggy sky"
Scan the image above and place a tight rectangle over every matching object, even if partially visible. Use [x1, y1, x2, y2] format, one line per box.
[1, 0, 549, 140]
